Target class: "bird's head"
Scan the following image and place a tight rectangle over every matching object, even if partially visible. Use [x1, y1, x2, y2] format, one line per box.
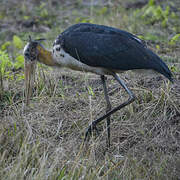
[24, 36, 48, 61]
[23, 36, 48, 105]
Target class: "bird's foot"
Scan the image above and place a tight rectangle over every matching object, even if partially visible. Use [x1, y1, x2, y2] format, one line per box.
[84, 122, 99, 142]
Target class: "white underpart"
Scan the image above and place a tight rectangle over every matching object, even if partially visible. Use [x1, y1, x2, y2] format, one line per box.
[52, 45, 157, 77]
[53, 45, 113, 75]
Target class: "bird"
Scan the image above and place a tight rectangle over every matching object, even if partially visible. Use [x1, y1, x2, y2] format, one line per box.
[23, 23, 173, 147]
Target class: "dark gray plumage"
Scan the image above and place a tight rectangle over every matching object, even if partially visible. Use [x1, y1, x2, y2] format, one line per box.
[54, 23, 173, 82]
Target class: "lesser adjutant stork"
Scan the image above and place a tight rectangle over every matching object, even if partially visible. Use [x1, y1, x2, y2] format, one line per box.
[24, 23, 173, 147]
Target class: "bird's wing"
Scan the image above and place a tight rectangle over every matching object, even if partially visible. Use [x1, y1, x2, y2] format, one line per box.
[60, 32, 151, 71]
[54, 23, 172, 81]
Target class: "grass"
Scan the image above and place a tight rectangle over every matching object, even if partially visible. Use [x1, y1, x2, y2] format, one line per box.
[0, 0, 180, 179]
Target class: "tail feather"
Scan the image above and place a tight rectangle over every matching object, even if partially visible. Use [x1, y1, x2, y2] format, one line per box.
[147, 49, 173, 82]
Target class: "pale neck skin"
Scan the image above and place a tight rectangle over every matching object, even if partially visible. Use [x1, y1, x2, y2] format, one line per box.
[37, 45, 56, 66]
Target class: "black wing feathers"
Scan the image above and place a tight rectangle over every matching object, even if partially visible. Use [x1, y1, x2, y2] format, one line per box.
[55, 23, 173, 81]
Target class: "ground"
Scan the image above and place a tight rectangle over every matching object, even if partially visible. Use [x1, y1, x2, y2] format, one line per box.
[0, 0, 180, 179]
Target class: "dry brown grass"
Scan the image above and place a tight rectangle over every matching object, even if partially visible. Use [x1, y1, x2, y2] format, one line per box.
[0, 68, 180, 179]
[0, 0, 180, 179]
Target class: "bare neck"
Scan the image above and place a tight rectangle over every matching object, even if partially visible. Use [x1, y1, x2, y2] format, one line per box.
[37, 45, 55, 66]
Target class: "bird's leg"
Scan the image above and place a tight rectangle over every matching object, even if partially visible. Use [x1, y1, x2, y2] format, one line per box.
[101, 75, 112, 147]
[84, 73, 135, 144]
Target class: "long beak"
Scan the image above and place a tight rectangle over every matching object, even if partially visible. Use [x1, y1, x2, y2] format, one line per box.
[24, 59, 36, 105]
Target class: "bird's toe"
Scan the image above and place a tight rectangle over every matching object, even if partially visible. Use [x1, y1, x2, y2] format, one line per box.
[84, 123, 99, 142]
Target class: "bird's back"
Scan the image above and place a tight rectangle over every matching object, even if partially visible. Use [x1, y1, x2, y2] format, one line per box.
[54, 23, 173, 82]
